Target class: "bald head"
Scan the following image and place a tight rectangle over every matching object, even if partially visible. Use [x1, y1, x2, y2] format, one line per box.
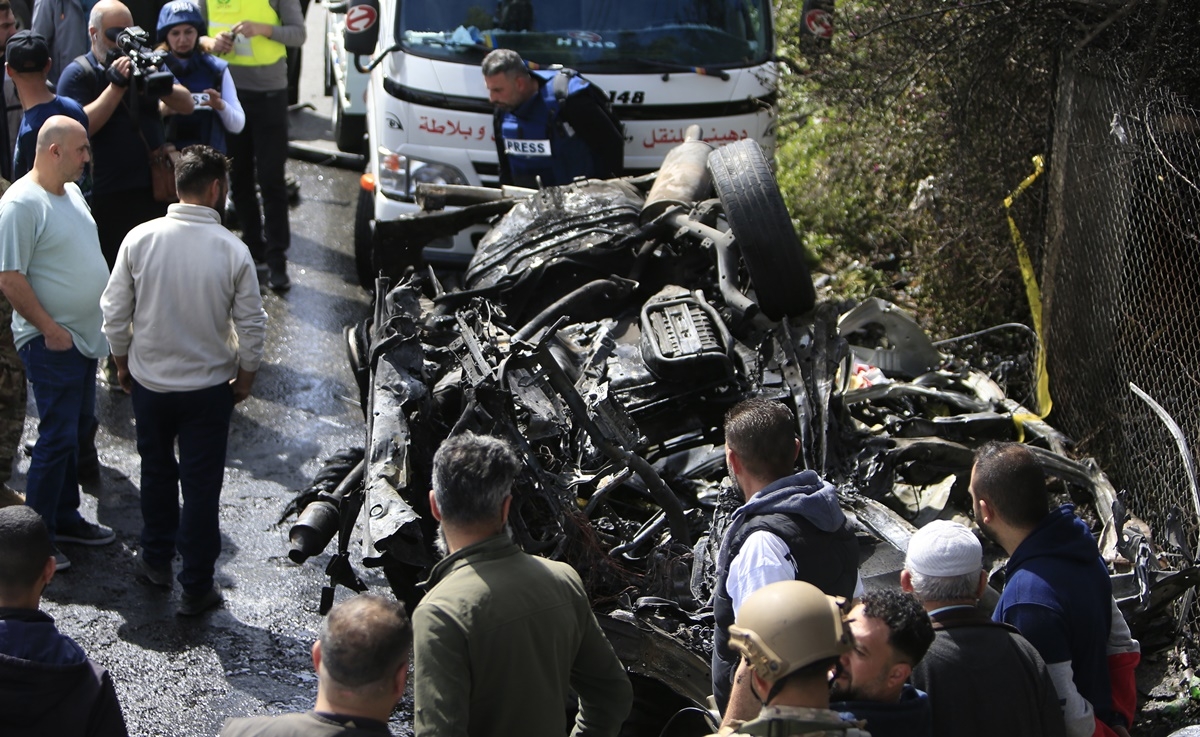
[89, 0, 132, 61]
[37, 116, 87, 154]
[89, 0, 132, 32]
[33, 116, 91, 190]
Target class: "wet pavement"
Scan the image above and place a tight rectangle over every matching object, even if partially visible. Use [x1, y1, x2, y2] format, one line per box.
[23, 154, 394, 735]
[10, 9, 410, 735]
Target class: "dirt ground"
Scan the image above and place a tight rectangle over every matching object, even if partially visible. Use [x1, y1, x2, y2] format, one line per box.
[1136, 646, 1200, 734]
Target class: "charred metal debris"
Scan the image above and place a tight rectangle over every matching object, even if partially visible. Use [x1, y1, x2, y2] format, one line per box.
[283, 134, 1197, 708]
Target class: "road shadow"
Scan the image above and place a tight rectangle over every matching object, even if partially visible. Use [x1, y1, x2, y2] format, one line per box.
[223, 410, 327, 492]
[289, 106, 333, 143]
[259, 280, 369, 339]
[250, 361, 359, 418]
[288, 234, 359, 284]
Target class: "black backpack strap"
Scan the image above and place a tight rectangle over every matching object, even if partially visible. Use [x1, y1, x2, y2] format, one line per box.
[70, 54, 105, 100]
[553, 67, 625, 140]
[552, 67, 576, 106]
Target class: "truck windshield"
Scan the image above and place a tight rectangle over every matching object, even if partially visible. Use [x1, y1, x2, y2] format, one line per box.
[398, 0, 772, 69]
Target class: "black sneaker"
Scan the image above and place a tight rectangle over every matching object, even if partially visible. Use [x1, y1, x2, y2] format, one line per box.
[178, 583, 223, 617]
[56, 519, 116, 546]
[52, 545, 71, 572]
[267, 266, 291, 292]
[136, 551, 173, 589]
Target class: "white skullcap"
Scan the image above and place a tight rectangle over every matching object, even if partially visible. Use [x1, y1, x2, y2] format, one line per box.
[905, 520, 982, 578]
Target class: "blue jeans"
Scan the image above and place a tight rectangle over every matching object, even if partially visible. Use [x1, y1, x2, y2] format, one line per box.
[18, 336, 97, 540]
[132, 379, 234, 595]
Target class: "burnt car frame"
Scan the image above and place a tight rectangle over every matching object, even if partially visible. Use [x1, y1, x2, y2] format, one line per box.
[284, 133, 1196, 733]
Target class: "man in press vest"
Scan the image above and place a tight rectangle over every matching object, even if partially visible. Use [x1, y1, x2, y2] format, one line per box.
[482, 48, 623, 189]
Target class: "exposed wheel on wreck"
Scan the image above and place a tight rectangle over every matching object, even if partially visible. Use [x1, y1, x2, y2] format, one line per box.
[707, 139, 816, 319]
[354, 186, 375, 290]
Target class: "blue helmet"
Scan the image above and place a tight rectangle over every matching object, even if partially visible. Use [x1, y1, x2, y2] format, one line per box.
[157, 0, 207, 44]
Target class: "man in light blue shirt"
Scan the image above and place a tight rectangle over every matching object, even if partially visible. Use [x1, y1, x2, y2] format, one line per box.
[0, 115, 113, 571]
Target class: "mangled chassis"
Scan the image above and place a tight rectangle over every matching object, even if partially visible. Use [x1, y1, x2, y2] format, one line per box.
[288, 138, 1197, 723]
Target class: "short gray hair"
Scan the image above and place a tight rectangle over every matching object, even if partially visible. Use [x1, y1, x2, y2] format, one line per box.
[907, 569, 980, 602]
[319, 594, 411, 690]
[481, 48, 529, 79]
[432, 432, 520, 524]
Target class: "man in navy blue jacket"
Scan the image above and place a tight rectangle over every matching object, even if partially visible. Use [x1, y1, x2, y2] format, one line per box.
[970, 441, 1136, 737]
[830, 591, 934, 737]
[0, 505, 128, 736]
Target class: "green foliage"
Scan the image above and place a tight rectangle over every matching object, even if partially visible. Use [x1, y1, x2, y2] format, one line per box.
[772, 0, 1060, 336]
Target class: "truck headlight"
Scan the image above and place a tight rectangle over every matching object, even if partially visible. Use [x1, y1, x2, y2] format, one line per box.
[376, 148, 468, 199]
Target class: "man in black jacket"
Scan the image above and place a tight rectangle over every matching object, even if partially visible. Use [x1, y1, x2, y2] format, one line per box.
[902, 519, 1065, 737]
[0, 505, 128, 736]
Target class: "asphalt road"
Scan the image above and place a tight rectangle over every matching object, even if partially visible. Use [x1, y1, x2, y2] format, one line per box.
[14, 6, 407, 735]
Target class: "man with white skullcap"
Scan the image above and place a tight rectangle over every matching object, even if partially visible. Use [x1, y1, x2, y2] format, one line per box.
[901, 520, 1066, 737]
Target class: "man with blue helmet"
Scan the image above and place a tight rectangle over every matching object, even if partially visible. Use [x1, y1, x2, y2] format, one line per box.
[158, 0, 244, 153]
[482, 49, 624, 189]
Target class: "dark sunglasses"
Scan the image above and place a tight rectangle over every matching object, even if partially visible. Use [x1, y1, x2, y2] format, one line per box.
[0, 4, 12, 11]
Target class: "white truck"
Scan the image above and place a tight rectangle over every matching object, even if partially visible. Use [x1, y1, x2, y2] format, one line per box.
[327, 0, 798, 287]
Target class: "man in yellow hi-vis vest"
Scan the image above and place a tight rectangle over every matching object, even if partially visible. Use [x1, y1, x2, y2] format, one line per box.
[198, 0, 305, 291]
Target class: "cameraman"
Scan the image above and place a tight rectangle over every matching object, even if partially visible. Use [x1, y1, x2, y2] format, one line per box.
[58, 0, 193, 271]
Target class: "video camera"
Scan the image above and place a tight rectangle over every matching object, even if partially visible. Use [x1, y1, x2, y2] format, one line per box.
[106, 26, 174, 97]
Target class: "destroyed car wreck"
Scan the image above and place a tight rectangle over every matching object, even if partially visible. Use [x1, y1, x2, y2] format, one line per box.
[283, 133, 1198, 734]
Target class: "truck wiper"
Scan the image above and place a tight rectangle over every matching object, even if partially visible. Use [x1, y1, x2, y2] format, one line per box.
[412, 36, 489, 52]
[632, 59, 731, 81]
[405, 28, 489, 52]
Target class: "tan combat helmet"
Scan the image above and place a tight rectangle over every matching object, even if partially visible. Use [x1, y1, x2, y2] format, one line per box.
[728, 580, 853, 685]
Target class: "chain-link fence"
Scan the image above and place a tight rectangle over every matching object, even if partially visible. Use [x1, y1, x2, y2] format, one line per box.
[783, 0, 1200, 641]
[1042, 50, 1200, 632]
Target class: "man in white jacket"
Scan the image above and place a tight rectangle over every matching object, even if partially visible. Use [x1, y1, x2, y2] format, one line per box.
[100, 144, 266, 617]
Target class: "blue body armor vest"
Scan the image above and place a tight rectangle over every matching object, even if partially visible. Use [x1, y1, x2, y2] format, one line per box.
[499, 70, 601, 188]
[165, 54, 229, 153]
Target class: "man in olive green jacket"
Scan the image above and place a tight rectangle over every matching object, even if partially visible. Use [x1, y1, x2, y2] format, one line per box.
[412, 432, 633, 737]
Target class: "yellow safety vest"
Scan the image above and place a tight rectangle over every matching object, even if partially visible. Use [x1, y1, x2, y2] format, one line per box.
[206, 0, 286, 67]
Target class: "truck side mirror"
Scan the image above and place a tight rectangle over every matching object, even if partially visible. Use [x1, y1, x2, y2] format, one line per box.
[343, 0, 381, 57]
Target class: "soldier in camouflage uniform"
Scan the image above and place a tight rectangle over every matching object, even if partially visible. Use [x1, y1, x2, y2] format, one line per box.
[714, 580, 870, 737]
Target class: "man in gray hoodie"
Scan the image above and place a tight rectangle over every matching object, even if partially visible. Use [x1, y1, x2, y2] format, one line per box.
[712, 398, 862, 726]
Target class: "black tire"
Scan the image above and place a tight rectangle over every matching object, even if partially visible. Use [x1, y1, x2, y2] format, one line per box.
[354, 186, 375, 290]
[333, 93, 367, 154]
[706, 139, 815, 319]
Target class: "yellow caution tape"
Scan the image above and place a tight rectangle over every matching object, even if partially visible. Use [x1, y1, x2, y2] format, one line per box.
[1003, 155, 1052, 419]
[1011, 411, 1042, 443]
